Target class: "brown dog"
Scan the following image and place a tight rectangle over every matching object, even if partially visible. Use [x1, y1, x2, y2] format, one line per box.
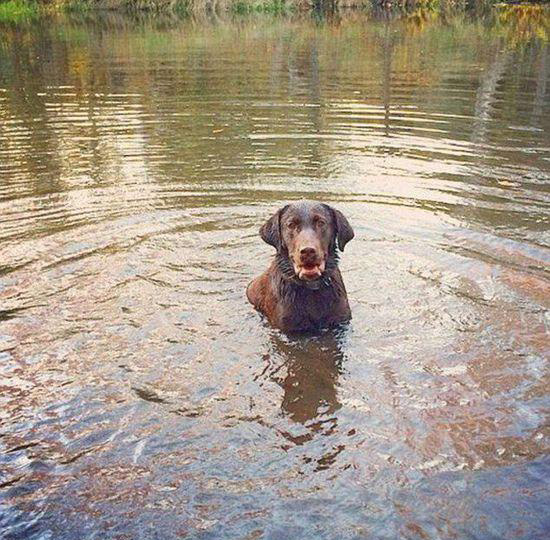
[246, 200, 354, 333]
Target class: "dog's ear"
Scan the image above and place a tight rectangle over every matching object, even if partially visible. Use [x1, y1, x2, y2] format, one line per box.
[260, 205, 289, 251]
[324, 204, 354, 251]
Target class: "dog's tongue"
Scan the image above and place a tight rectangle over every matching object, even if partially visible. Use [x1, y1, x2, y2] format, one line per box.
[299, 266, 322, 280]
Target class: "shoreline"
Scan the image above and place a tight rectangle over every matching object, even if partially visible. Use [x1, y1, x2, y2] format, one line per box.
[0, 0, 548, 24]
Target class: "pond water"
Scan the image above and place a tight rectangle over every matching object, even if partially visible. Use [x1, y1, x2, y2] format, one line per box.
[0, 8, 549, 539]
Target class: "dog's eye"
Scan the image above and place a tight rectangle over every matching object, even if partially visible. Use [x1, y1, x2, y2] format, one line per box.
[287, 220, 299, 229]
[314, 217, 327, 227]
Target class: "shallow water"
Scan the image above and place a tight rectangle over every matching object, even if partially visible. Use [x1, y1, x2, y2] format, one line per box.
[0, 8, 549, 539]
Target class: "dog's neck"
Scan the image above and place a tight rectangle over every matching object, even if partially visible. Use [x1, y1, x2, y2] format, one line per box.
[274, 251, 338, 291]
[288, 274, 332, 291]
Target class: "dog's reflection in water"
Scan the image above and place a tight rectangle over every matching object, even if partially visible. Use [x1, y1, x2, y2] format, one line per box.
[259, 327, 349, 445]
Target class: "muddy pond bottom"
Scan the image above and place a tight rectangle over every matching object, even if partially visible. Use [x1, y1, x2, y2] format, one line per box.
[0, 9, 549, 540]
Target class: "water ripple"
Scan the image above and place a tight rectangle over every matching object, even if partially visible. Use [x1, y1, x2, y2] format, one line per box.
[0, 11, 549, 540]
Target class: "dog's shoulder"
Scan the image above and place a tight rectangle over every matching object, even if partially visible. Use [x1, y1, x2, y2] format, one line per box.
[246, 261, 277, 312]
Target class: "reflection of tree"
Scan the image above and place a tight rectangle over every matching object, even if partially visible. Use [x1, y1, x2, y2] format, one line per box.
[471, 50, 510, 145]
[0, 23, 64, 195]
[306, 34, 324, 177]
[382, 18, 394, 137]
[532, 45, 548, 126]
[0, 19, 157, 241]
[497, 4, 549, 46]
[1, 10, 547, 236]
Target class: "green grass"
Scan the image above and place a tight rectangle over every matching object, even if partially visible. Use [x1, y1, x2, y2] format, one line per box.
[62, 0, 190, 13]
[0, 0, 39, 23]
[61, 0, 93, 12]
[231, 0, 294, 14]
[173, 0, 189, 14]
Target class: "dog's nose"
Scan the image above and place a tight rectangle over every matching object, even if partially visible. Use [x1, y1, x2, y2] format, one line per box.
[300, 247, 317, 261]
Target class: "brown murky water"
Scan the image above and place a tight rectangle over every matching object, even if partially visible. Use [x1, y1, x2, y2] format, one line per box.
[1, 8, 549, 539]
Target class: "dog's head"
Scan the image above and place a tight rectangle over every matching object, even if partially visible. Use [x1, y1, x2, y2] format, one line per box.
[259, 200, 354, 281]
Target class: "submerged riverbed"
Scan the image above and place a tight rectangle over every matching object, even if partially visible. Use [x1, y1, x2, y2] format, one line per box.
[1, 9, 549, 540]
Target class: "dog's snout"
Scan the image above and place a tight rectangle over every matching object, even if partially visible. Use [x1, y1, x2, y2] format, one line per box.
[300, 247, 316, 257]
[299, 247, 318, 263]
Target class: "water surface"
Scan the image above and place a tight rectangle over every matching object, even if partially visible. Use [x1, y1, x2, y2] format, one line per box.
[0, 9, 549, 539]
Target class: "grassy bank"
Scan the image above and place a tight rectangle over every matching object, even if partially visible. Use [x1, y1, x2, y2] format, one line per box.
[0, 0, 548, 23]
[0, 0, 40, 22]
[61, 0, 189, 11]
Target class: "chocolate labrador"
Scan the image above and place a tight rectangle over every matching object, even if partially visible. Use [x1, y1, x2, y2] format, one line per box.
[246, 200, 354, 333]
